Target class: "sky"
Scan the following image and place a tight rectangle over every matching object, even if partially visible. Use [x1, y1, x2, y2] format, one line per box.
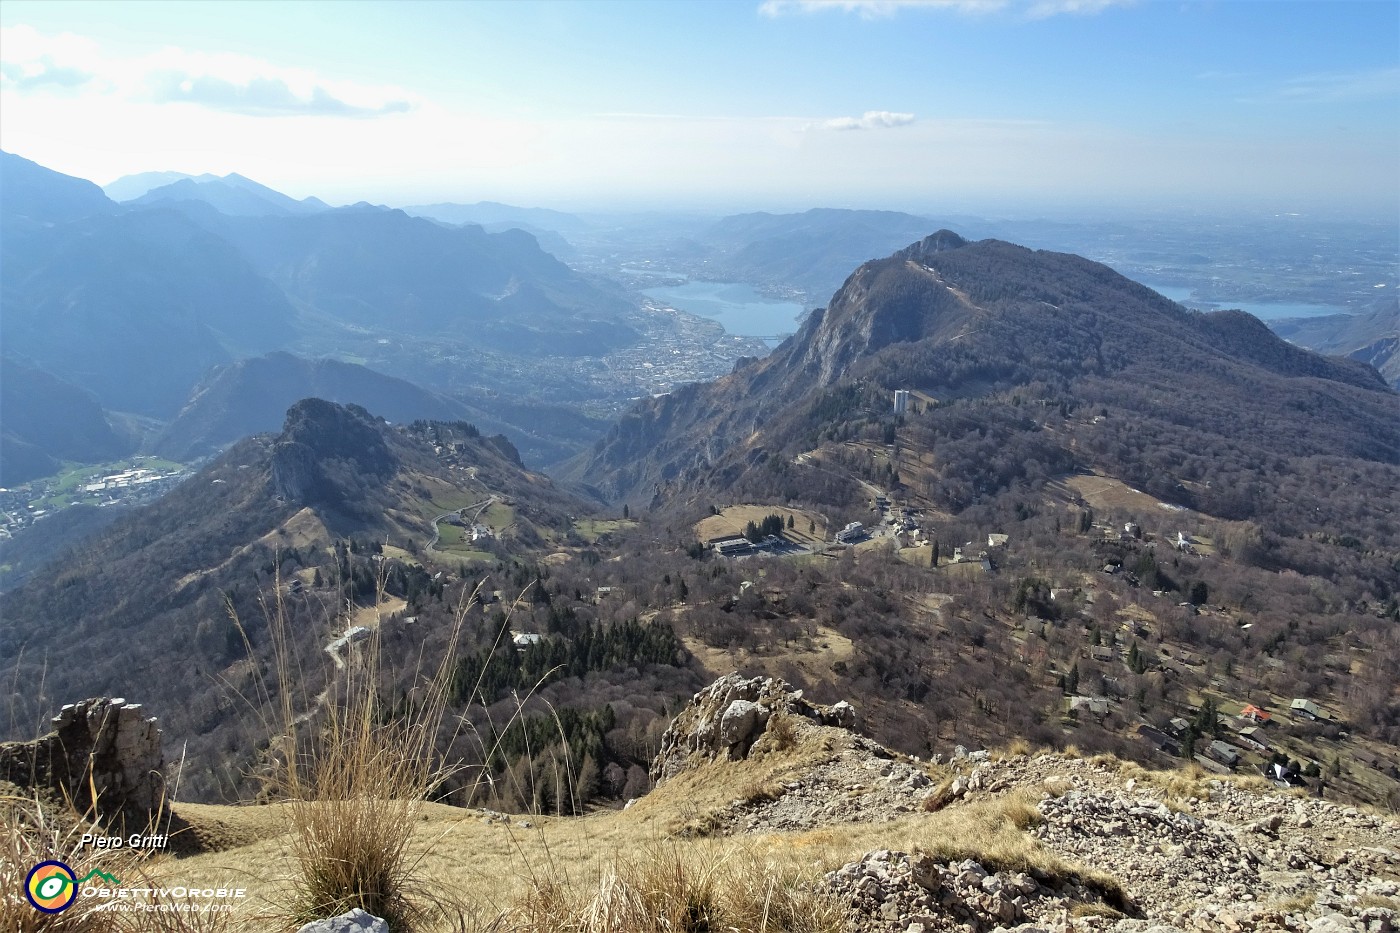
[1, 0, 1397, 218]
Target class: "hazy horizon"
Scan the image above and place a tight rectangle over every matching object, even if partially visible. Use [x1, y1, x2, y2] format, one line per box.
[2, 0, 1397, 222]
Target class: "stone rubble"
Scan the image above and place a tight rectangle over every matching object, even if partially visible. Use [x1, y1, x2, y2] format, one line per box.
[653, 676, 1399, 933]
[823, 753, 1398, 933]
[825, 849, 1101, 932]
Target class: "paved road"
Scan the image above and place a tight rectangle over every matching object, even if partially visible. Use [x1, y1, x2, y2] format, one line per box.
[426, 496, 496, 552]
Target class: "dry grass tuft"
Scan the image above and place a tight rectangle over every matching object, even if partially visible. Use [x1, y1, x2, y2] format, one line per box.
[2, 793, 125, 933]
[242, 572, 488, 931]
[509, 841, 844, 933]
[998, 737, 1032, 759]
[919, 778, 957, 812]
[762, 713, 799, 754]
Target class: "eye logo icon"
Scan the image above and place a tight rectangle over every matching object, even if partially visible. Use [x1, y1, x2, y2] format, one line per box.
[26, 861, 78, 913]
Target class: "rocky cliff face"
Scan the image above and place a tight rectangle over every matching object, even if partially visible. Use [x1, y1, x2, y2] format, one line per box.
[270, 398, 396, 506]
[0, 697, 164, 831]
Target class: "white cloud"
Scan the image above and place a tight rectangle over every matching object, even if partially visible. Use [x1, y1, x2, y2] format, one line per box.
[0, 27, 413, 117]
[1278, 66, 1400, 104]
[760, 0, 1004, 17]
[0, 25, 104, 93]
[759, 0, 1131, 17]
[1025, 0, 1129, 18]
[819, 110, 916, 130]
[138, 49, 413, 117]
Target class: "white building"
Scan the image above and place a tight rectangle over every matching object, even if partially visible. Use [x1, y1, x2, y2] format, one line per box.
[893, 390, 910, 415]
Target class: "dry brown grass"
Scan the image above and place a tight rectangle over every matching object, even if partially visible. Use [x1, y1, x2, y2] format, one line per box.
[2, 792, 126, 932]
[763, 713, 799, 754]
[506, 841, 845, 933]
[2, 791, 239, 933]
[238, 571, 494, 931]
[998, 737, 1032, 759]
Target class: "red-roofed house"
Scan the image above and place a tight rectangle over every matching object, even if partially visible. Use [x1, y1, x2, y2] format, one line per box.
[1239, 704, 1272, 724]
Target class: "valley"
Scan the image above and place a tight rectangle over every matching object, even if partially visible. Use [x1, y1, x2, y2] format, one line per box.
[1, 4, 1397, 930]
[5, 218, 1396, 823]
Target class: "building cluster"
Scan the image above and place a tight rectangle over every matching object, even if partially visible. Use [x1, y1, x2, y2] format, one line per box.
[1136, 699, 1335, 785]
[0, 462, 190, 539]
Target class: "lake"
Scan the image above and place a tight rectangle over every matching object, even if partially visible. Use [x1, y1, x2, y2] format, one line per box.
[1138, 281, 1347, 320]
[643, 280, 804, 346]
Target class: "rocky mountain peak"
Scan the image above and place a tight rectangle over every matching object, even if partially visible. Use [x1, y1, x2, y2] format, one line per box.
[270, 398, 396, 505]
[894, 228, 969, 262]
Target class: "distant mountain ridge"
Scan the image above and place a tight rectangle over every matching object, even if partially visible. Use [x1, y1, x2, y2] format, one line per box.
[1, 152, 644, 447]
[0, 151, 117, 225]
[145, 198, 635, 356]
[129, 173, 330, 216]
[567, 231, 1396, 510]
[154, 352, 499, 462]
[0, 359, 135, 485]
[1268, 300, 1400, 390]
[403, 200, 591, 235]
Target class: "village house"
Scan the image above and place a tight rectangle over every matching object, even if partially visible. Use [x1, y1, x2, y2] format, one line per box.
[1239, 704, 1272, 724]
[1290, 698, 1324, 721]
[1207, 740, 1240, 768]
[1236, 726, 1269, 752]
[1068, 696, 1109, 717]
[1137, 724, 1182, 756]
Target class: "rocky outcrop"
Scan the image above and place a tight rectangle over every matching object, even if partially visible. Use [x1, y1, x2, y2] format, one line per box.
[821, 752, 1400, 933]
[642, 681, 1398, 932]
[650, 672, 858, 783]
[295, 909, 390, 933]
[0, 697, 164, 830]
[270, 398, 397, 506]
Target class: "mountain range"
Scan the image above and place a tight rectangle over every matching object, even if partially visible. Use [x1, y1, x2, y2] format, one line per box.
[568, 230, 1395, 514]
[1268, 299, 1400, 390]
[125, 172, 332, 216]
[0, 397, 591, 799]
[4, 225, 1399, 811]
[1, 152, 645, 470]
[148, 351, 607, 467]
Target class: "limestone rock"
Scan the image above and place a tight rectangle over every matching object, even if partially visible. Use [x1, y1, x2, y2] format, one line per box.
[0, 697, 164, 830]
[650, 672, 859, 783]
[295, 909, 390, 933]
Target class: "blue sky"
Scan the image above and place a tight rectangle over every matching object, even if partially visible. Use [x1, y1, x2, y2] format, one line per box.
[1, 0, 1396, 217]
